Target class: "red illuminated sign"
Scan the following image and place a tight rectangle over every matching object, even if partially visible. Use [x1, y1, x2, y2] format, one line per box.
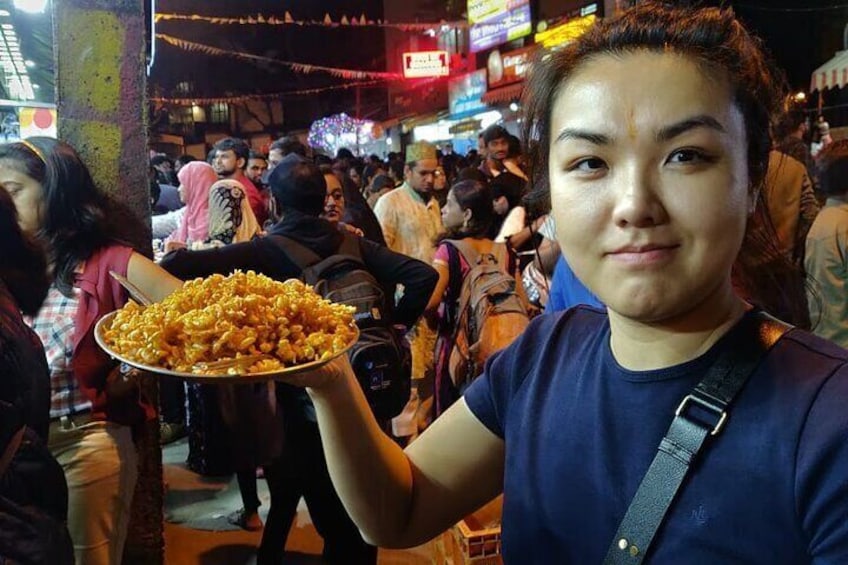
[402, 51, 450, 79]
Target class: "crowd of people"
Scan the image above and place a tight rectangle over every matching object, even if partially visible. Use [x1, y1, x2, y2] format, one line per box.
[2, 1, 848, 564]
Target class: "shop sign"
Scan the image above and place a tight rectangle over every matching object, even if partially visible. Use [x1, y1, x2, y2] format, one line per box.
[448, 69, 488, 118]
[487, 46, 534, 90]
[402, 50, 450, 79]
[468, 0, 529, 25]
[535, 13, 597, 50]
[469, 3, 532, 54]
[449, 119, 483, 135]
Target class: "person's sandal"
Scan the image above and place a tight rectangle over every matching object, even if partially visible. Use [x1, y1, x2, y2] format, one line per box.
[227, 508, 263, 531]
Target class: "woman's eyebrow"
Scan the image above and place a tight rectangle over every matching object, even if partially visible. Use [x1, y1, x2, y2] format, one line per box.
[656, 115, 726, 142]
[555, 128, 611, 145]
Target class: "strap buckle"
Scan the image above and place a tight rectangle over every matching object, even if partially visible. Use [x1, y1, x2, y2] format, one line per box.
[674, 394, 727, 436]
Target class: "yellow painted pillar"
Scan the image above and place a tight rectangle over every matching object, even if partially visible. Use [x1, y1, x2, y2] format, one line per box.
[53, 1, 162, 563]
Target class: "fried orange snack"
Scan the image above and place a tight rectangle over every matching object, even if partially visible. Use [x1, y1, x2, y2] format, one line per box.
[102, 270, 356, 374]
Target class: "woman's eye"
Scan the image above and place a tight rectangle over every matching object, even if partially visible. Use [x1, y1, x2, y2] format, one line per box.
[667, 149, 712, 164]
[569, 157, 607, 172]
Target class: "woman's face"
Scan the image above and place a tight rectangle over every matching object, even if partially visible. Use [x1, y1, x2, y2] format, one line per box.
[441, 189, 466, 230]
[323, 173, 345, 223]
[549, 52, 750, 323]
[349, 167, 362, 187]
[0, 161, 43, 234]
[434, 166, 447, 190]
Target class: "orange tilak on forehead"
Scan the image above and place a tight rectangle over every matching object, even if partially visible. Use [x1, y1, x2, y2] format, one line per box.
[627, 107, 638, 140]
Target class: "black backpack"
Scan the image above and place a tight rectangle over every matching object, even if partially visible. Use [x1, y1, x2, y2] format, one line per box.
[271, 234, 411, 421]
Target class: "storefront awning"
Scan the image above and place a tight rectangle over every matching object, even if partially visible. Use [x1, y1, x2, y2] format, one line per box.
[810, 50, 848, 92]
[482, 83, 525, 105]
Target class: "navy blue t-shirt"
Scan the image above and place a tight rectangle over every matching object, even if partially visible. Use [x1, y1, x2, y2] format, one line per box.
[464, 306, 848, 564]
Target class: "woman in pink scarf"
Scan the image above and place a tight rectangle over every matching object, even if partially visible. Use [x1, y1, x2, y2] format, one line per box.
[165, 161, 218, 251]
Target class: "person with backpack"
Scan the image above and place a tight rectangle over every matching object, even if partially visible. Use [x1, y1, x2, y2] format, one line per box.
[425, 180, 529, 417]
[159, 154, 437, 565]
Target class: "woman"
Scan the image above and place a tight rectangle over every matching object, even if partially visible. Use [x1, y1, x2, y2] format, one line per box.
[431, 165, 448, 209]
[320, 166, 363, 236]
[202, 179, 261, 247]
[278, 4, 848, 562]
[164, 161, 218, 252]
[0, 137, 181, 565]
[424, 180, 522, 416]
[0, 187, 73, 564]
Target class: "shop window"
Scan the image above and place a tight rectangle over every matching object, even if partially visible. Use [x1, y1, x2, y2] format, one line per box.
[209, 102, 229, 124]
[170, 106, 193, 126]
[175, 81, 193, 95]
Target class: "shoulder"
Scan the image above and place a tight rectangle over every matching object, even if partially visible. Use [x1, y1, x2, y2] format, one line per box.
[464, 306, 607, 436]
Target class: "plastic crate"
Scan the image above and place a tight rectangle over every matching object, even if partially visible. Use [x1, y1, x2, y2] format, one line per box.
[434, 497, 503, 564]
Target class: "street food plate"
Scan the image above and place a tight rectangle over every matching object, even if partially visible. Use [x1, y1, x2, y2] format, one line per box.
[94, 310, 358, 384]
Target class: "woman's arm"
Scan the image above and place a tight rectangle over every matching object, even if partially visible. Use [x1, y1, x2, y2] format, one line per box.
[425, 261, 451, 314]
[305, 356, 505, 548]
[126, 252, 183, 302]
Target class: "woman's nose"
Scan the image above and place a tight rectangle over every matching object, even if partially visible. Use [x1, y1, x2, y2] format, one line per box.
[611, 167, 668, 228]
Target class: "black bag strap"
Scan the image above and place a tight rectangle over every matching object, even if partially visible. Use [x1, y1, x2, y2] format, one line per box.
[0, 427, 24, 479]
[603, 311, 791, 564]
[270, 233, 363, 270]
[269, 234, 320, 269]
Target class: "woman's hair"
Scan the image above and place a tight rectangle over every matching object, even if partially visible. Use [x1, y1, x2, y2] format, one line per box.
[437, 180, 494, 243]
[521, 2, 810, 325]
[0, 187, 49, 315]
[0, 137, 141, 297]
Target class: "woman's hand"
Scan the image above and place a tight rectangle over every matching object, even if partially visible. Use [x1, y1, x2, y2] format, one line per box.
[278, 354, 354, 393]
[164, 240, 186, 253]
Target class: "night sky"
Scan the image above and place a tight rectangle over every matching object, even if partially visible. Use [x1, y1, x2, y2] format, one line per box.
[146, 1, 848, 126]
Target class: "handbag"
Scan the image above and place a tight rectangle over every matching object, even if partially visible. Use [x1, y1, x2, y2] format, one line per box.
[0, 401, 74, 565]
[603, 311, 790, 564]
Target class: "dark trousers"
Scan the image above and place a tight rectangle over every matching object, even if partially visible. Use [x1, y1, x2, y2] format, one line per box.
[160, 376, 186, 425]
[256, 410, 377, 565]
[236, 468, 260, 514]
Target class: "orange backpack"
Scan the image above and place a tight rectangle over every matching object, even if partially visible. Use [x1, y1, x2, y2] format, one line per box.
[446, 239, 530, 391]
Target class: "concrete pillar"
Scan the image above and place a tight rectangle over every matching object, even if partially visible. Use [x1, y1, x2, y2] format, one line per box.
[53, 1, 162, 564]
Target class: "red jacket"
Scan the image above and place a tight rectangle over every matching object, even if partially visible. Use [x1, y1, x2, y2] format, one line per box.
[72, 244, 155, 425]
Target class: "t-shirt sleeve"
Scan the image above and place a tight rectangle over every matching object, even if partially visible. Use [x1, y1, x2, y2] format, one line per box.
[433, 242, 450, 265]
[796, 362, 848, 561]
[463, 313, 562, 438]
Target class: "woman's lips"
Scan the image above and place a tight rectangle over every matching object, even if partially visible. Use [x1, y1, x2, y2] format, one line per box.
[606, 245, 679, 266]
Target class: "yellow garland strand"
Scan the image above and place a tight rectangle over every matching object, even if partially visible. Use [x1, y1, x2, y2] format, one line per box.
[154, 12, 467, 30]
[150, 80, 391, 106]
[156, 33, 403, 80]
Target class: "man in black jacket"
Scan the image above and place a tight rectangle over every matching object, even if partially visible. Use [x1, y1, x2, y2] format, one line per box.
[160, 155, 438, 565]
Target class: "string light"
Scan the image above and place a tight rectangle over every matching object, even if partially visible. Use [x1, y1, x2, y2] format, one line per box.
[308, 113, 379, 155]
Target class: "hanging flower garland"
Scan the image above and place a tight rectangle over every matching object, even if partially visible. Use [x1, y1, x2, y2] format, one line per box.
[156, 34, 404, 80]
[154, 12, 467, 32]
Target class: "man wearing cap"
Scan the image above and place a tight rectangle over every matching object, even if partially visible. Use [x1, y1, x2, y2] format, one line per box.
[373, 142, 444, 437]
[373, 141, 443, 264]
[159, 155, 437, 564]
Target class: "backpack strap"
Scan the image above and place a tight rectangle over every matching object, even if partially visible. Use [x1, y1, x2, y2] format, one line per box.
[337, 232, 363, 261]
[268, 234, 322, 269]
[445, 239, 481, 267]
[0, 426, 24, 479]
[603, 311, 790, 564]
[270, 233, 363, 269]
